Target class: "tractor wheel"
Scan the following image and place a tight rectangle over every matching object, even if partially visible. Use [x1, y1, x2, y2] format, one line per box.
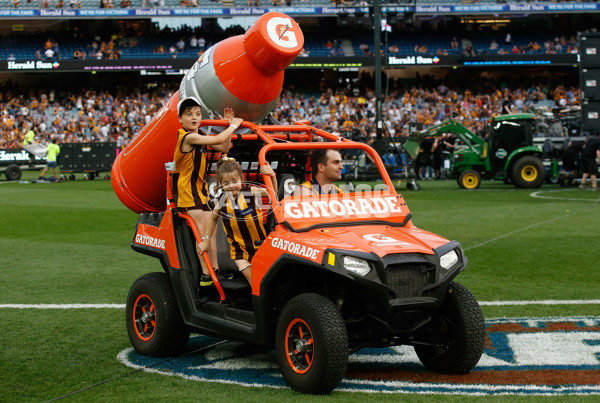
[457, 170, 481, 189]
[275, 293, 348, 394]
[511, 156, 545, 188]
[5, 164, 21, 181]
[414, 282, 485, 374]
[126, 272, 189, 357]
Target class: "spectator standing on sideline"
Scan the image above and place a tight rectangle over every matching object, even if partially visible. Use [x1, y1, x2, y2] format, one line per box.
[417, 136, 437, 180]
[579, 132, 600, 190]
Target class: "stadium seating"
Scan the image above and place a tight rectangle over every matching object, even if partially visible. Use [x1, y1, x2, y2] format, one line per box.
[0, 29, 577, 61]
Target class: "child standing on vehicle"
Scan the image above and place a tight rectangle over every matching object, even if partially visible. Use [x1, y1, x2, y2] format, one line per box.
[198, 158, 278, 285]
[173, 97, 242, 286]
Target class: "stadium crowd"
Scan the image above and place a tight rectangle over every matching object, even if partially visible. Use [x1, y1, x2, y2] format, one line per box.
[0, 79, 580, 150]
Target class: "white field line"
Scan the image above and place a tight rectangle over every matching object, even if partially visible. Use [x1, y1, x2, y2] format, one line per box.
[465, 189, 600, 251]
[1, 300, 599, 309]
[0, 304, 125, 309]
[478, 299, 600, 306]
[530, 189, 600, 202]
[464, 212, 570, 251]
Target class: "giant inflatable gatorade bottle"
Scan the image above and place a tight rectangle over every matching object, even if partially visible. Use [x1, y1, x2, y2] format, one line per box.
[112, 12, 304, 213]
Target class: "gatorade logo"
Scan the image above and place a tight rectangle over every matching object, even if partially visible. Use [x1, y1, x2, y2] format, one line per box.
[185, 46, 213, 83]
[266, 17, 298, 49]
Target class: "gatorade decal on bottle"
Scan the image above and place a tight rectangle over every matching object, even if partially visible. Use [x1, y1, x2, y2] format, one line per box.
[185, 46, 213, 82]
[266, 17, 298, 49]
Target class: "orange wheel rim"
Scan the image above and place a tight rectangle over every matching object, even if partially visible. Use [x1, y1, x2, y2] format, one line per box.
[284, 318, 314, 374]
[133, 294, 156, 342]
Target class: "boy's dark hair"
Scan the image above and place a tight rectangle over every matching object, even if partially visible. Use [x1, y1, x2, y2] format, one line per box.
[216, 158, 244, 184]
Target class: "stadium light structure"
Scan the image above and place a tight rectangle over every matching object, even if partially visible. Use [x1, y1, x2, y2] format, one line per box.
[372, 0, 383, 137]
[372, 0, 416, 137]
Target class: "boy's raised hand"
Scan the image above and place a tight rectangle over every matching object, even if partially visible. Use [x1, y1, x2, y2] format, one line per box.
[222, 107, 243, 129]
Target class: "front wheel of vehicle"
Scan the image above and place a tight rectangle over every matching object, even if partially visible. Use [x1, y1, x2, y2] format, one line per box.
[275, 293, 349, 394]
[126, 272, 190, 357]
[414, 282, 485, 374]
[458, 170, 481, 189]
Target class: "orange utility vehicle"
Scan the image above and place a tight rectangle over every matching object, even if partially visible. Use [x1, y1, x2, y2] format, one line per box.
[125, 121, 485, 394]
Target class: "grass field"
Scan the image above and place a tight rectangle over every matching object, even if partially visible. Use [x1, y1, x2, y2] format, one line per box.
[1, 171, 599, 402]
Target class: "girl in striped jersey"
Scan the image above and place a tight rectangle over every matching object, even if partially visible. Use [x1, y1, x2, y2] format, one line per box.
[173, 97, 242, 286]
[198, 158, 278, 285]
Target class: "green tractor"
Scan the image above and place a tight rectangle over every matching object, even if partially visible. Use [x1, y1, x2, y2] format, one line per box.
[419, 114, 549, 189]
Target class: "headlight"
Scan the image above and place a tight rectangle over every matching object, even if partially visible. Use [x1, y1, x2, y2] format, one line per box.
[440, 250, 459, 270]
[343, 256, 370, 276]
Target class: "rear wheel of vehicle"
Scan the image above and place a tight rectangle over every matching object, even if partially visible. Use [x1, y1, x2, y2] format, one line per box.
[511, 156, 545, 188]
[126, 272, 189, 357]
[414, 282, 485, 374]
[275, 293, 348, 394]
[5, 164, 21, 181]
[458, 170, 481, 189]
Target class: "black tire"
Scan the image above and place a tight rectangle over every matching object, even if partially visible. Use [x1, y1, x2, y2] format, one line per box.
[275, 293, 349, 394]
[510, 156, 545, 188]
[126, 272, 190, 357]
[414, 282, 485, 374]
[5, 164, 21, 181]
[457, 170, 481, 189]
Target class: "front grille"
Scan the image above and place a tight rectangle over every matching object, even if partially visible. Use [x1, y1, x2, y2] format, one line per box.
[384, 263, 435, 298]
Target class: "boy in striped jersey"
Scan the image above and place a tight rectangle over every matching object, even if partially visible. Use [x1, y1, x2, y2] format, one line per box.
[198, 158, 278, 284]
[173, 97, 242, 286]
